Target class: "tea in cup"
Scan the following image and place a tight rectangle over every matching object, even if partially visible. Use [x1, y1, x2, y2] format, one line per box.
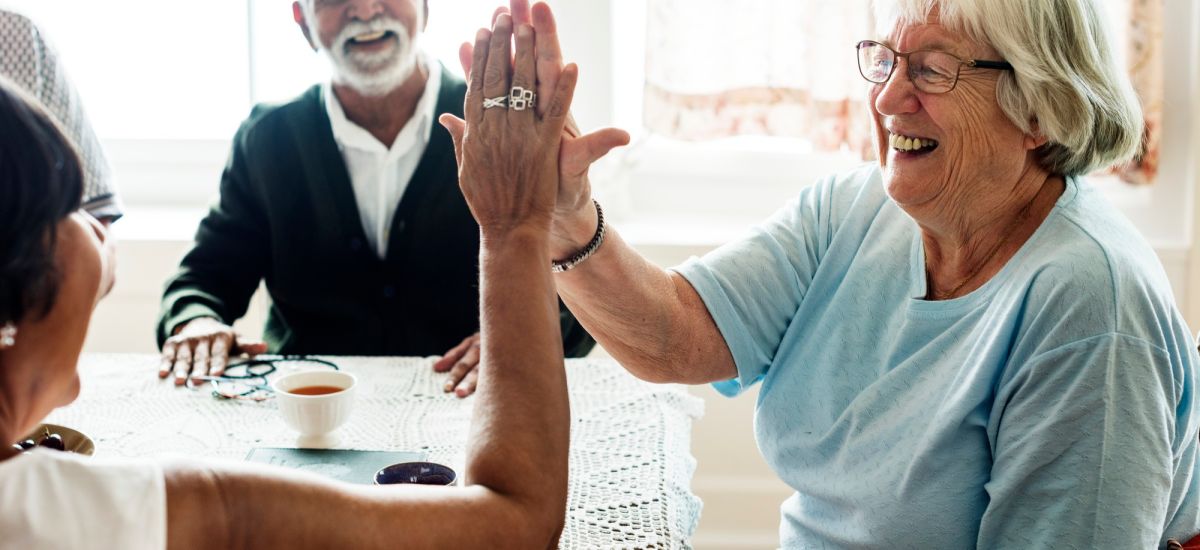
[271, 370, 357, 448]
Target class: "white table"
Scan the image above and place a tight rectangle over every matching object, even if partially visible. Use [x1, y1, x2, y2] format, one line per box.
[49, 354, 704, 549]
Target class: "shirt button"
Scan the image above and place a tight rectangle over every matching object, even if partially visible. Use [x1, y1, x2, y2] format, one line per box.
[350, 238, 364, 251]
[382, 285, 397, 299]
[396, 220, 407, 233]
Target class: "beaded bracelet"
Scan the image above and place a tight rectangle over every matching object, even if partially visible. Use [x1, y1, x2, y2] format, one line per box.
[551, 199, 606, 273]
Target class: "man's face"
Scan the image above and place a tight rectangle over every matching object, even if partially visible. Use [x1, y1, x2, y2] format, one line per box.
[299, 0, 425, 96]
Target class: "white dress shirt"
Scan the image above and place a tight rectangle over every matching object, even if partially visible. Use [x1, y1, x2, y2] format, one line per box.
[324, 54, 442, 259]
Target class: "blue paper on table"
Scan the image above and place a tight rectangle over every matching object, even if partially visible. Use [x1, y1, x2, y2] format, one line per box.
[245, 448, 426, 485]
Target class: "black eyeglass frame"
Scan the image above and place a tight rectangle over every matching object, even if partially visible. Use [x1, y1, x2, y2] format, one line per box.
[855, 39, 1014, 94]
[184, 355, 341, 401]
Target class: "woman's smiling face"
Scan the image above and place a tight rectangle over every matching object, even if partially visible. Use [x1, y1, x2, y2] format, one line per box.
[869, 16, 1037, 214]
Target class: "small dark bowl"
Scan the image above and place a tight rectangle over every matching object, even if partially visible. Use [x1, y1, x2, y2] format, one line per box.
[374, 461, 457, 486]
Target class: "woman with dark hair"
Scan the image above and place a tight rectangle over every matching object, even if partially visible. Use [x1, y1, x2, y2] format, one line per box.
[0, 9, 577, 543]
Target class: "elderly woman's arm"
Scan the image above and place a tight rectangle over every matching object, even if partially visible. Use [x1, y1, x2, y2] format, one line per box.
[522, 1, 738, 386]
[978, 334, 1185, 548]
[162, 15, 571, 550]
[441, 1, 735, 386]
[550, 210, 737, 385]
[162, 230, 567, 550]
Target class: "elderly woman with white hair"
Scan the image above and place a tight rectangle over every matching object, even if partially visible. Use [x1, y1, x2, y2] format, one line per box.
[444, 0, 1200, 547]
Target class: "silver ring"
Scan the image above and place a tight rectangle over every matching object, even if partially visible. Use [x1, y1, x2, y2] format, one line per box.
[483, 96, 508, 109]
[509, 86, 536, 111]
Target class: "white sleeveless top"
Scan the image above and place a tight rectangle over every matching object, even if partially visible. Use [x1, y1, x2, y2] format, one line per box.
[0, 448, 166, 549]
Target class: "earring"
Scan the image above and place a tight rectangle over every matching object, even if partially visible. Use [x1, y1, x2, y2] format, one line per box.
[0, 322, 16, 348]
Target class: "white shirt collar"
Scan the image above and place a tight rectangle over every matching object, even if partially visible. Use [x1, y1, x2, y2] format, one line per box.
[324, 52, 442, 157]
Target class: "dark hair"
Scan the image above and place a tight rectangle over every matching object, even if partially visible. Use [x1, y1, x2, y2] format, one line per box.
[0, 76, 84, 326]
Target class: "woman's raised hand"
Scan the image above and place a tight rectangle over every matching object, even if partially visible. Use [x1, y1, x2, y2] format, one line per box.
[451, 1, 630, 253]
[440, 12, 579, 239]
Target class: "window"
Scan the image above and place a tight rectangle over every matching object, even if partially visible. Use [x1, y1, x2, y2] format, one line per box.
[7, 0, 508, 140]
[6, 0, 251, 140]
[2, 0, 516, 209]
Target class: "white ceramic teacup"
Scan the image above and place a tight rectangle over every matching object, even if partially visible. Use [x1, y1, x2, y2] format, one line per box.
[271, 370, 357, 448]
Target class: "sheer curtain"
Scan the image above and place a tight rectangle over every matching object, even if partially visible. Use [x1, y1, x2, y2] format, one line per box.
[642, 0, 875, 157]
[643, 0, 1164, 184]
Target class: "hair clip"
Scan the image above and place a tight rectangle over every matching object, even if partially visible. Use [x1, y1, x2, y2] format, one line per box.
[0, 322, 16, 348]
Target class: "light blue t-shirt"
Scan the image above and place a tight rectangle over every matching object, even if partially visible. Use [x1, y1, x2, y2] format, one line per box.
[676, 165, 1200, 548]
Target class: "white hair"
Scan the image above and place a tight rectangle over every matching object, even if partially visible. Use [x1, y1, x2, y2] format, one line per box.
[874, 0, 1144, 176]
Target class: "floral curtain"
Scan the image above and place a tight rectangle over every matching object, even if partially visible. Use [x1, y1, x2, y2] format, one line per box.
[1115, 0, 1163, 185]
[643, 0, 875, 158]
[644, 0, 1164, 185]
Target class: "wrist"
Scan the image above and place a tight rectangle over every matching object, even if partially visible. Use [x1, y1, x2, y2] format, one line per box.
[550, 199, 605, 273]
[174, 316, 219, 335]
[550, 200, 599, 259]
[480, 224, 552, 255]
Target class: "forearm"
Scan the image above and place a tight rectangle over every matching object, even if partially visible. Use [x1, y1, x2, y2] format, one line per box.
[553, 216, 735, 384]
[465, 228, 569, 540]
[165, 460, 550, 550]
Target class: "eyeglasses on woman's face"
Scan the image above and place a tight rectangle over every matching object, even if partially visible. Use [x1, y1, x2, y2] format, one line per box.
[856, 40, 1014, 94]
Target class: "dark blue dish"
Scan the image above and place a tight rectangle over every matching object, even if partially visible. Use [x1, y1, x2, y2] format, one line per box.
[374, 461, 457, 486]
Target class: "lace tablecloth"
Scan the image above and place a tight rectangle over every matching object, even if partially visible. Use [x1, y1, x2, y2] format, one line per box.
[48, 354, 704, 549]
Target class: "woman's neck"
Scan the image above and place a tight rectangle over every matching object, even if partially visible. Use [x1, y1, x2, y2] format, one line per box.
[917, 168, 1066, 300]
[0, 351, 61, 462]
[0, 375, 28, 462]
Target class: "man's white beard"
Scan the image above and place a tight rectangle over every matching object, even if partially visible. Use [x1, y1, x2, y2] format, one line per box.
[319, 16, 421, 97]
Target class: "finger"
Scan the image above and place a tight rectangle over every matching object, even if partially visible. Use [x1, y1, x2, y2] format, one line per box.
[433, 336, 473, 373]
[192, 338, 212, 381]
[542, 63, 579, 138]
[458, 41, 473, 77]
[172, 342, 194, 386]
[508, 24, 536, 119]
[509, 0, 532, 27]
[210, 334, 232, 377]
[466, 28, 491, 123]
[455, 369, 480, 398]
[443, 344, 481, 393]
[482, 14, 514, 115]
[532, 2, 563, 117]
[159, 341, 177, 378]
[568, 127, 632, 169]
[440, 114, 467, 168]
[491, 6, 508, 26]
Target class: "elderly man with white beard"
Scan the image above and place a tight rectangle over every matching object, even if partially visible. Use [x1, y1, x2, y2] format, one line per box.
[155, 0, 594, 396]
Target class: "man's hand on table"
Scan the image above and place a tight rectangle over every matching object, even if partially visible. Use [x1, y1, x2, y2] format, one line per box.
[433, 332, 481, 398]
[159, 317, 268, 385]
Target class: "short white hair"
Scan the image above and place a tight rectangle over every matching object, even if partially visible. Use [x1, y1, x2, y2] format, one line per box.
[874, 0, 1144, 176]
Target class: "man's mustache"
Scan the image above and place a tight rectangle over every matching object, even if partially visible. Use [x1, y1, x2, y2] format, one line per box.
[334, 17, 408, 53]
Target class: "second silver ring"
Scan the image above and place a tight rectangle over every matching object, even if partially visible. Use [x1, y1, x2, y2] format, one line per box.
[509, 86, 536, 111]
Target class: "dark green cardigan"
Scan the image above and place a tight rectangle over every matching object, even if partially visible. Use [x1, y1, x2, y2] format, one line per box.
[157, 71, 594, 357]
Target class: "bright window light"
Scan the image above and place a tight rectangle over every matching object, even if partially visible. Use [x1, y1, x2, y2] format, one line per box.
[7, 0, 520, 139]
[6, 0, 250, 140]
